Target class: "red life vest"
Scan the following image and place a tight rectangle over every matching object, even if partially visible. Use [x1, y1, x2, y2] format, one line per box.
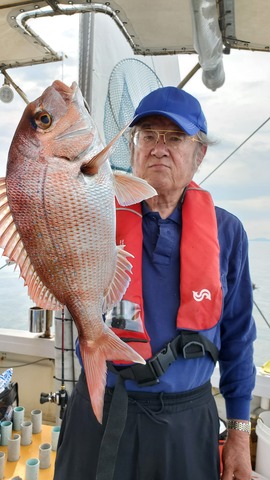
[111, 181, 222, 360]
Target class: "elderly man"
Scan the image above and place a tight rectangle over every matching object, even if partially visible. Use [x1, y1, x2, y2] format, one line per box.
[54, 87, 256, 480]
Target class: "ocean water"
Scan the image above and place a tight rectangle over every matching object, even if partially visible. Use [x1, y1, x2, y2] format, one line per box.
[0, 241, 269, 367]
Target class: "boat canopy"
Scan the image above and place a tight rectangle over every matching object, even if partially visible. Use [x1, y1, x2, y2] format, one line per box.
[1, 0, 270, 88]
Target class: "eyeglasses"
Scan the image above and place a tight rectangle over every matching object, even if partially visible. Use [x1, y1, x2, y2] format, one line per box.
[133, 129, 201, 150]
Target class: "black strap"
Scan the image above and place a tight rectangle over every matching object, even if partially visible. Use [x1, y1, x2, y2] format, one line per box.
[96, 376, 128, 480]
[97, 332, 218, 478]
[108, 331, 218, 387]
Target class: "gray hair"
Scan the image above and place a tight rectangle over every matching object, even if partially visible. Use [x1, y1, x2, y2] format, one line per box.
[194, 131, 216, 147]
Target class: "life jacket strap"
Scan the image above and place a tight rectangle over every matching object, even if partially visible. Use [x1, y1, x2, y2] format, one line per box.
[107, 331, 219, 387]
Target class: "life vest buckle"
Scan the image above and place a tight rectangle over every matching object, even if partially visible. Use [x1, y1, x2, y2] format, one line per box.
[149, 343, 178, 377]
[107, 332, 218, 386]
[133, 342, 178, 387]
[135, 342, 178, 386]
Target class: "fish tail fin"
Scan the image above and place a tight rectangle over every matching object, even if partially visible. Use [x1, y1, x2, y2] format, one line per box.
[80, 328, 145, 424]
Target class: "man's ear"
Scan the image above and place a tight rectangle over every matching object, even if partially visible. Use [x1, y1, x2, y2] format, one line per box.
[129, 142, 135, 168]
[196, 144, 207, 167]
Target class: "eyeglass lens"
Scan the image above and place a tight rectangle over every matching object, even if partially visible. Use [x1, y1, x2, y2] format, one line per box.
[134, 129, 189, 148]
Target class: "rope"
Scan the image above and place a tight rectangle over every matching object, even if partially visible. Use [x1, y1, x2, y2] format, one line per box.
[199, 116, 270, 185]
[253, 299, 270, 329]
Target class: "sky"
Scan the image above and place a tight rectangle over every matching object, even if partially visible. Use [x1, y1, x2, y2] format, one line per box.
[0, 14, 270, 240]
[181, 51, 270, 240]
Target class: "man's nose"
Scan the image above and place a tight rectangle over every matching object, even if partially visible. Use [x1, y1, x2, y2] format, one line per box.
[151, 135, 169, 154]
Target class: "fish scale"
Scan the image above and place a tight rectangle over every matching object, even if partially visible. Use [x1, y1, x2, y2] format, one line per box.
[0, 80, 157, 423]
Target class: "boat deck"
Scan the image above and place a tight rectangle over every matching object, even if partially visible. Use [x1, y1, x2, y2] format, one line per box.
[1, 424, 56, 479]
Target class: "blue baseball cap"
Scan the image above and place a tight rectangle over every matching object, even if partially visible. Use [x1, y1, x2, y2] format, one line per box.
[130, 86, 207, 135]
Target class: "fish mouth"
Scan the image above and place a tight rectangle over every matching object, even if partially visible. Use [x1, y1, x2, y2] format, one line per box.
[54, 82, 93, 142]
[70, 81, 92, 116]
[50, 80, 104, 162]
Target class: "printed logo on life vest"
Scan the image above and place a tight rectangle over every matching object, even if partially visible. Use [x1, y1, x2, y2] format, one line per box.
[192, 289, 211, 302]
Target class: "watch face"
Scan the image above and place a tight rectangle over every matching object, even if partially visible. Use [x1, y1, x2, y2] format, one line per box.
[0, 85, 14, 103]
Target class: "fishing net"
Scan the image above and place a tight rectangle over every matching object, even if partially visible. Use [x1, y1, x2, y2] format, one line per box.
[104, 58, 162, 172]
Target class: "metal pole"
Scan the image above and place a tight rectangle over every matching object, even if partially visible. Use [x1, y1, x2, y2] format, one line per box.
[177, 62, 201, 89]
[1, 69, 29, 104]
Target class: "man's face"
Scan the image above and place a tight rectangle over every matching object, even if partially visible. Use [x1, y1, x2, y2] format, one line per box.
[131, 116, 207, 195]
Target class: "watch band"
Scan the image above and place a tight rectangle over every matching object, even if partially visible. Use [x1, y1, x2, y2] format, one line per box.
[227, 419, 251, 434]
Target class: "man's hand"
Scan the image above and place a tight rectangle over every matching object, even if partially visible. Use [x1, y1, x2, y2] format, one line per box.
[221, 429, 251, 480]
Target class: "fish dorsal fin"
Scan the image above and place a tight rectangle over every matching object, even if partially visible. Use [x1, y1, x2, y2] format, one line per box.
[0, 178, 63, 310]
[113, 171, 157, 206]
[102, 245, 133, 313]
[81, 124, 129, 176]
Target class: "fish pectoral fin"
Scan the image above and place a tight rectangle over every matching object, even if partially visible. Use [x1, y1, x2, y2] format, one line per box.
[113, 171, 157, 206]
[0, 178, 63, 311]
[81, 123, 129, 176]
[103, 245, 133, 312]
[80, 329, 145, 424]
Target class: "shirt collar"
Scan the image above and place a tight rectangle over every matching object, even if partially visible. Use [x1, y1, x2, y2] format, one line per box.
[142, 201, 182, 225]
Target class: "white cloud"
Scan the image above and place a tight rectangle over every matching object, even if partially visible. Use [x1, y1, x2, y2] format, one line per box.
[222, 195, 270, 214]
[179, 49, 270, 239]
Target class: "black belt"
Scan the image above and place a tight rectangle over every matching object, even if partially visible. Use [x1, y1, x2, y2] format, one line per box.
[107, 331, 219, 387]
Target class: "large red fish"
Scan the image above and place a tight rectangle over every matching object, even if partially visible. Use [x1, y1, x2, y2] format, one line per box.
[0, 80, 157, 423]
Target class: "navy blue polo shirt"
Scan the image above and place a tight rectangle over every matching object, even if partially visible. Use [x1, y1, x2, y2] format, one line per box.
[77, 202, 256, 419]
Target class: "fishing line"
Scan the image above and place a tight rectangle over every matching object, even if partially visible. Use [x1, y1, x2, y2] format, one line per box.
[199, 116, 270, 185]
[253, 299, 270, 329]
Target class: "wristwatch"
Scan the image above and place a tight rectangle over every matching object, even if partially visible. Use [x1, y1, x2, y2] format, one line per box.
[227, 419, 251, 434]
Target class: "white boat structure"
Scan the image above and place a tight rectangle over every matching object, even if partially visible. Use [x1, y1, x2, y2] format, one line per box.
[0, 0, 270, 477]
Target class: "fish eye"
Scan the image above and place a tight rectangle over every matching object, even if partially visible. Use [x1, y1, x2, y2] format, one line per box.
[32, 110, 52, 130]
